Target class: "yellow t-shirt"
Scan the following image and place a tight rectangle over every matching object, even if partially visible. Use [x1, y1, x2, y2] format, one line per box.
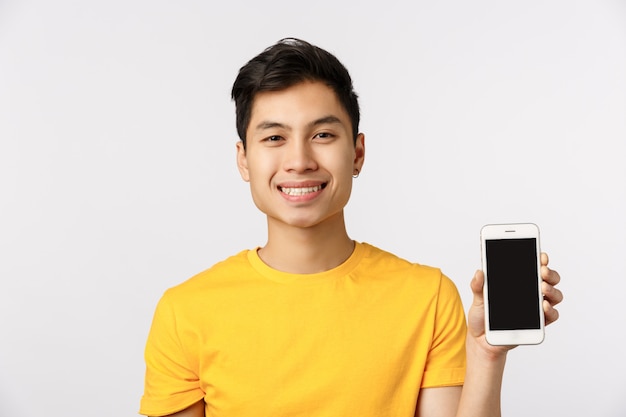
[140, 242, 466, 417]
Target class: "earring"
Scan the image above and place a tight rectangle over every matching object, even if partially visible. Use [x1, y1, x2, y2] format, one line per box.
[352, 168, 360, 179]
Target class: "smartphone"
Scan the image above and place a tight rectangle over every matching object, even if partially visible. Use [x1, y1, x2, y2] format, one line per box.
[480, 223, 545, 345]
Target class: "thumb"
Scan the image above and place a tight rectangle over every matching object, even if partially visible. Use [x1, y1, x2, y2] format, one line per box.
[467, 269, 487, 339]
[471, 270, 485, 305]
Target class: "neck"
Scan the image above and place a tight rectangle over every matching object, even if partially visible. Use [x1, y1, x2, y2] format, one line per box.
[258, 212, 355, 274]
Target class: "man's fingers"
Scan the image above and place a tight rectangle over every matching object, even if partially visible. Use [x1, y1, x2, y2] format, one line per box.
[542, 281, 564, 307]
[543, 299, 560, 325]
[541, 265, 561, 286]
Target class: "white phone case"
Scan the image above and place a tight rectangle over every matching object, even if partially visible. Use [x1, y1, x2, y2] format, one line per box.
[481, 223, 545, 346]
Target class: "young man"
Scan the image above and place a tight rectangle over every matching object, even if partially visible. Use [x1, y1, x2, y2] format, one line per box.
[139, 38, 563, 417]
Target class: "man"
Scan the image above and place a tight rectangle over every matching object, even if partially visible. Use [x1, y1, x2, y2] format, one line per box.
[139, 38, 562, 417]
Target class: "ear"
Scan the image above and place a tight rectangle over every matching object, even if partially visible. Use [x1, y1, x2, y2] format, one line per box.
[236, 141, 250, 182]
[353, 133, 365, 173]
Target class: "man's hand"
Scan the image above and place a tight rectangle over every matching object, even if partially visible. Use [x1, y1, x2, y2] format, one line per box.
[467, 252, 563, 356]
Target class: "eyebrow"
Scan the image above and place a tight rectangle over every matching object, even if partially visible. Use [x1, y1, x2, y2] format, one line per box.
[254, 115, 344, 132]
[310, 115, 343, 127]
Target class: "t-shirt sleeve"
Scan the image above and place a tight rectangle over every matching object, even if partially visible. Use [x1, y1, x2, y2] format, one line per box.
[139, 291, 205, 416]
[421, 274, 467, 388]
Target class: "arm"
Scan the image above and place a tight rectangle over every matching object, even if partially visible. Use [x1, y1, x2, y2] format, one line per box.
[154, 400, 204, 417]
[417, 252, 563, 417]
[415, 339, 506, 417]
[140, 293, 205, 417]
[416, 386, 462, 417]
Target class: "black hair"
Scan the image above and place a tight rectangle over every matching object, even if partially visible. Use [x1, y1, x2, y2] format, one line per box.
[231, 38, 360, 148]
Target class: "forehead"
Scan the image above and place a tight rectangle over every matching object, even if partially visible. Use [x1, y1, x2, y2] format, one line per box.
[248, 81, 351, 129]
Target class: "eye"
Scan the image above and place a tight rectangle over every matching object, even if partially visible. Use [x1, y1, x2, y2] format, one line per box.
[314, 132, 335, 140]
[262, 135, 284, 145]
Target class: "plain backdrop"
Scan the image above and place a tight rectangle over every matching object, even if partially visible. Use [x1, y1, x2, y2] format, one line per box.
[1, 0, 625, 416]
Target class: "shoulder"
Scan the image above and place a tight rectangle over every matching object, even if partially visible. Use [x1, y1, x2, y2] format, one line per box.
[161, 249, 255, 302]
[354, 242, 459, 299]
[354, 243, 465, 335]
[358, 242, 444, 280]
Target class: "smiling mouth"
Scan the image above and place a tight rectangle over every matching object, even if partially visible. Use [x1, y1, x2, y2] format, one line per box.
[279, 183, 327, 196]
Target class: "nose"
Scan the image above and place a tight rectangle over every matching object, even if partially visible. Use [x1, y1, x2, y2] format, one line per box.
[283, 140, 318, 173]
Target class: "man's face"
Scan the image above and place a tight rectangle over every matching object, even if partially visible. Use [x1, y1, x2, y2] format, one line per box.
[236, 81, 365, 230]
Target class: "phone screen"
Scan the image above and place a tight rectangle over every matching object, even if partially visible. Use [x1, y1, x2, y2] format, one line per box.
[485, 238, 541, 330]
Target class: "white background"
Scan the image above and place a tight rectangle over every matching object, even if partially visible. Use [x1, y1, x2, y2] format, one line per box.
[1, 0, 625, 416]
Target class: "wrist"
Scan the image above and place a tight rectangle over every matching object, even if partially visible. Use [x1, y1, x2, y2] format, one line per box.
[466, 335, 509, 366]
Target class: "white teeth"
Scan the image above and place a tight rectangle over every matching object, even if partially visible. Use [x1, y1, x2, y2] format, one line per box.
[280, 185, 322, 196]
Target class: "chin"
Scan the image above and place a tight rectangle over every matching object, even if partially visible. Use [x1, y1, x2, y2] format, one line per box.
[282, 211, 344, 230]
[283, 217, 323, 229]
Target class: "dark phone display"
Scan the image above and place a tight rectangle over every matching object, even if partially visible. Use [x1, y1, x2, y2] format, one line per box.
[485, 238, 541, 330]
